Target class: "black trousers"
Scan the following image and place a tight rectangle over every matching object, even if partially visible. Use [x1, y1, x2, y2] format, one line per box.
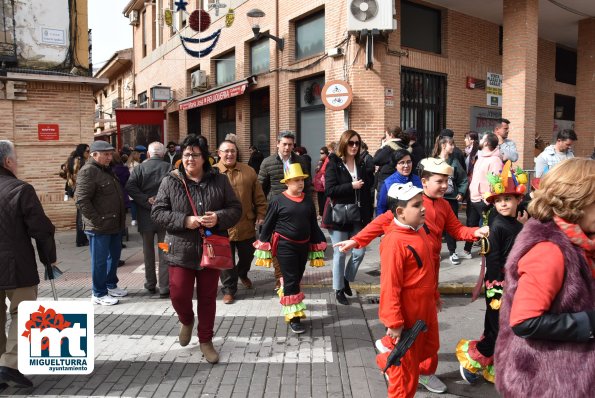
[464, 201, 487, 252]
[277, 240, 308, 297]
[316, 191, 326, 217]
[220, 237, 255, 295]
[443, 199, 459, 254]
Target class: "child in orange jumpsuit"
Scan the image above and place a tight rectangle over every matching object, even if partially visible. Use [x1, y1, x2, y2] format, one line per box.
[375, 182, 440, 398]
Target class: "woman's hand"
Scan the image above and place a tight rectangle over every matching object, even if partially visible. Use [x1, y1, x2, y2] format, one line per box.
[352, 179, 364, 190]
[200, 211, 218, 228]
[184, 216, 201, 229]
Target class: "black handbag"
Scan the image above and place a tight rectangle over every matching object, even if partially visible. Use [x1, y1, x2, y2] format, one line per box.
[330, 190, 361, 225]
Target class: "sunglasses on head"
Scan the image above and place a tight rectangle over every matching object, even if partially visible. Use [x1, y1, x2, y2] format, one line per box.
[347, 140, 360, 147]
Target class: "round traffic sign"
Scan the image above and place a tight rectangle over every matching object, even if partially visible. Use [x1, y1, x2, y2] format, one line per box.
[321, 80, 353, 111]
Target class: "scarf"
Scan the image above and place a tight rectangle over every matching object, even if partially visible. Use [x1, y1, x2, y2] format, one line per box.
[554, 215, 595, 273]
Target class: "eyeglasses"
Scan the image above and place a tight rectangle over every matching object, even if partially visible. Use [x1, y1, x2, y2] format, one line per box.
[397, 160, 413, 166]
[347, 140, 360, 147]
[219, 149, 237, 154]
[182, 153, 202, 159]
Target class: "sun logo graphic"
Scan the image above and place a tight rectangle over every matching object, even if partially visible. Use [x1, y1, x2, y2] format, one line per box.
[18, 301, 94, 374]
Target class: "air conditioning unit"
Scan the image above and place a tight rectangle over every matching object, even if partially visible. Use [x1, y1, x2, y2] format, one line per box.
[190, 70, 207, 91]
[346, 0, 396, 33]
[129, 10, 140, 26]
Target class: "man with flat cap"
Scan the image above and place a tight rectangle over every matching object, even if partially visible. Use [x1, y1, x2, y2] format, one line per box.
[76, 141, 128, 305]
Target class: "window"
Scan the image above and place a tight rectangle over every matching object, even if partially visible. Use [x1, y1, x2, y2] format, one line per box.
[0, 0, 17, 63]
[295, 11, 325, 60]
[555, 46, 577, 85]
[216, 52, 236, 86]
[401, 0, 441, 54]
[216, 99, 236, 146]
[250, 38, 270, 75]
[296, 75, 325, 175]
[251, 89, 270, 157]
[138, 91, 148, 108]
[156, 0, 162, 46]
[142, 10, 147, 57]
[554, 94, 575, 121]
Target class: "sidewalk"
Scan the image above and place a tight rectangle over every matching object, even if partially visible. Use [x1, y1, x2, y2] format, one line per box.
[1, 226, 496, 397]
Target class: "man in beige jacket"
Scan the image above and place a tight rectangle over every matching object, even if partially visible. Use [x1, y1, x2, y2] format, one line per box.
[215, 139, 267, 304]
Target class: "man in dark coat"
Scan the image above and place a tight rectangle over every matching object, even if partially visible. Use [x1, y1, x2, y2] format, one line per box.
[127, 142, 172, 298]
[406, 128, 425, 173]
[164, 141, 181, 165]
[257, 131, 311, 288]
[248, 145, 264, 174]
[76, 141, 128, 306]
[0, 140, 56, 388]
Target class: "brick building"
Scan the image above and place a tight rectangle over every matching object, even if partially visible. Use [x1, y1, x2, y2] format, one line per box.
[122, 0, 594, 167]
[0, 0, 107, 229]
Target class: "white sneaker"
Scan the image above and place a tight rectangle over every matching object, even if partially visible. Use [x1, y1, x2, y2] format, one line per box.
[92, 295, 118, 305]
[449, 253, 461, 265]
[131, 220, 137, 226]
[457, 250, 473, 260]
[419, 374, 447, 393]
[108, 287, 128, 297]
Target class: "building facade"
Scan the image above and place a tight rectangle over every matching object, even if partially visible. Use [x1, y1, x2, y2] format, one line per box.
[0, 0, 107, 229]
[122, 0, 594, 167]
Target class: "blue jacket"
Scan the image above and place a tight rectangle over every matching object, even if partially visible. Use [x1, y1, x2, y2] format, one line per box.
[376, 171, 422, 216]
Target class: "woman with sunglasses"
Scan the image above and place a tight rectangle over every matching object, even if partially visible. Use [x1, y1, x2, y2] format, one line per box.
[375, 149, 422, 216]
[324, 130, 373, 305]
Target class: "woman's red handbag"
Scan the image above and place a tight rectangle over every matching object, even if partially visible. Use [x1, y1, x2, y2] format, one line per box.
[182, 178, 233, 270]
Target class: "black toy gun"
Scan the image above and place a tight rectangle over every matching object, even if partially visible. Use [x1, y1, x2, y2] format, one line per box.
[382, 320, 428, 373]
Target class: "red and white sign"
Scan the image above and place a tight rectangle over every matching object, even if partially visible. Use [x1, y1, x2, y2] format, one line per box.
[38, 124, 59, 141]
[179, 82, 248, 111]
[321, 80, 353, 111]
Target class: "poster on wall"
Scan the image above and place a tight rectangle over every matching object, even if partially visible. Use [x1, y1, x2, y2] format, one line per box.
[38, 124, 59, 141]
[470, 107, 502, 134]
[486, 72, 502, 107]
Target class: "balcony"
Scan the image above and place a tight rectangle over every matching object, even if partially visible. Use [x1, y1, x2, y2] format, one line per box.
[0, 0, 17, 64]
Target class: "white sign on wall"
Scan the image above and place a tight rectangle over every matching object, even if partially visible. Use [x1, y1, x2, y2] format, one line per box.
[486, 72, 502, 107]
[41, 28, 66, 46]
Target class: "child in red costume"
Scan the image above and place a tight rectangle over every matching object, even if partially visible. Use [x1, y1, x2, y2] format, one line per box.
[375, 182, 440, 398]
[335, 158, 489, 394]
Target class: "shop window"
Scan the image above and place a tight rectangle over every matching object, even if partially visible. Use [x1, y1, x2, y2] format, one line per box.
[216, 52, 236, 86]
[555, 46, 577, 85]
[401, 0, 441, 54]
[554, 94, 575, 121]
[216, 99, 236, 146]
[295, 11, 325, 60]
[187, 107, 201, 135]
[296, 75, 325, 175]
[250, 88, 270, 157]
[251, 38, 270, 75]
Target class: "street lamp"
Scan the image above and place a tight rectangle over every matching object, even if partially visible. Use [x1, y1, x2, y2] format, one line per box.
[246, 8, 284, 51]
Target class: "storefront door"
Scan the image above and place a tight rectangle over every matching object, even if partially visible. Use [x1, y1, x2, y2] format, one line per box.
[297, 75, 325, 176]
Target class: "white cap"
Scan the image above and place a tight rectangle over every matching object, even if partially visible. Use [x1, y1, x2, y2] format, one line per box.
[387, 182, 423, 201]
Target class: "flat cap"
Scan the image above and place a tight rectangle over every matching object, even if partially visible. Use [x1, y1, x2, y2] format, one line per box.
[90, 140, 115, 152]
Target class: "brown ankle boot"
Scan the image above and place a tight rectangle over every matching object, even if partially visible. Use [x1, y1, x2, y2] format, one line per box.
[200, 341, 219, 364]
[179, 320, 194, 347]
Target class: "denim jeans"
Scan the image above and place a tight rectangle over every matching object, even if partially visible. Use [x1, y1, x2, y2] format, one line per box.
[86, 231, 121, 297]
[329, 224, 366, 290]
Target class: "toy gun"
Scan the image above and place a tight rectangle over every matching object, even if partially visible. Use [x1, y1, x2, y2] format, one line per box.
[382, 320, 427, 373]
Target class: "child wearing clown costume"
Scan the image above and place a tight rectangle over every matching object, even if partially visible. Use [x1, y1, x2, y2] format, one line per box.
[456, 162, 529, 383]
[253, 163, 327, 334]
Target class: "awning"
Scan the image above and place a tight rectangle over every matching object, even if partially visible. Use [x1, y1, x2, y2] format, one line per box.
[179, 76, 257, 111]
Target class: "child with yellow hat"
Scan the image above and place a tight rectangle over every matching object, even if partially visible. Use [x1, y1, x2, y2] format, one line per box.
[253, 163, 327, 334]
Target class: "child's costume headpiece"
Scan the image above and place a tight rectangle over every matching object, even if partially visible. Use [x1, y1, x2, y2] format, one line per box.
[387, 182, 423, 201]
[420, 157, 454, 176]
[484, 160, 528, 203]
[281, 163, 309, 183]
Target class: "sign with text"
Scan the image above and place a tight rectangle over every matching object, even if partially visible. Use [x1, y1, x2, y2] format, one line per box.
[486, 72, 502, 107]
[41, 28, 66, 46]
[180, 82, 247, 111]
[38, 124, 60, 141]
[470, 107, 502, 134]
[18, 301, 94, 374]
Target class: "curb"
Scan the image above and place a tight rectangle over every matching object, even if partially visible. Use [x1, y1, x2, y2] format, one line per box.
[301, 282, 477, 295]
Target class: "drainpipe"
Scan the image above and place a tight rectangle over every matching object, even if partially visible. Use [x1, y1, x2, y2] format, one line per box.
[275, 0, 280, 139]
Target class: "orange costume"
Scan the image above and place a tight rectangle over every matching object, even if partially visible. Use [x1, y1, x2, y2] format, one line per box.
[354, 194, 478, 374]
[377, 221, 439, 398]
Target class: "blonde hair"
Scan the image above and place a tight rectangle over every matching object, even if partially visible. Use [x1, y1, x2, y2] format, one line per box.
[528, 158, 595, 223]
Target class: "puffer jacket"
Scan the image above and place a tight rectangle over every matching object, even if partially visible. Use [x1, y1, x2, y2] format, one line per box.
[151, 168, 242, 270]
[324, 153, 373, 231]
[75, 158, 126, 234]
[257, 152, 311, 200]
[0, 167, 56, 289]
[214, 161, 267, 241]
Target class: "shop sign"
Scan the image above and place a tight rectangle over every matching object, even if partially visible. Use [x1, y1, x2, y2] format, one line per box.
[38, 124, 60, 141]
[385, 88, 394, 107]
[179, 83, 247, 111]
[321, 80, 353, 111]
[486, 72, 502, 107]
[470, 107, 502, 134]
[41, 28, 66, 46]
